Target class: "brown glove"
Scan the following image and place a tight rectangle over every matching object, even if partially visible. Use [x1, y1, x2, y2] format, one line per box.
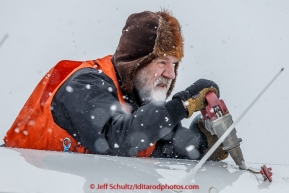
[173, 79, 220, 118]
[198, 120, 228, 161]
[184, 87, 218, 118]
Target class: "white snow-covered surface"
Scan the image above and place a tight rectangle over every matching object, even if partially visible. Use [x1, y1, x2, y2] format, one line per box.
[0, 147, 289, 193]
[0, 1, 289, 190]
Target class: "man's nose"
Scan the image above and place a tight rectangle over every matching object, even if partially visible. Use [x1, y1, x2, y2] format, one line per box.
[162, 63, 176, 79]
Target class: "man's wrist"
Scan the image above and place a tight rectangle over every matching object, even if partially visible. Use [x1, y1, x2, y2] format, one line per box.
[182, 98, 195, 118]
[165, 98, 187, 125]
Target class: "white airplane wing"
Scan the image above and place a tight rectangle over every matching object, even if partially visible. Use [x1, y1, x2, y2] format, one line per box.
[0, 147, 288, 193]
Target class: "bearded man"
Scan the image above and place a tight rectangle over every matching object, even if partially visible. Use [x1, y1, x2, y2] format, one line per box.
[4, 10, 228, 161]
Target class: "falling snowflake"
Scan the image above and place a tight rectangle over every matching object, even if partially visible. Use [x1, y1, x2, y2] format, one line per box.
[94, 138, 109, 153]
[86, 84, 91, 89]
[91, 115, 95, 119]
[110, 105, 117, 111]
[184, 101, 189, 106]
[186, 145, 195, 152]
[114, 143, 119, 148]
[28, 120, 35, 126]
[108, 87, 113, 92]
[14, 128, 20, 133]
[165, 117, 169, 122]
[141, 139, 145, 142]
[23, 130, 28, 135]
[66, 85, 73, 92]
[44, 73, 51, 80]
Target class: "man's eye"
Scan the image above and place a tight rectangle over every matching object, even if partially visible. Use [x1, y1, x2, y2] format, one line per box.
[158, 61, 166, 65]
[155, 60, 166, 68]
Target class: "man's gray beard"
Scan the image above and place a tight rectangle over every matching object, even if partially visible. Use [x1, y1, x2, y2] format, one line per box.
[134, 68, 172, 102]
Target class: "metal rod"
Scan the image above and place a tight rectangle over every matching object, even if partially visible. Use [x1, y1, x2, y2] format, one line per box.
[175, 68, 284, 190]
[0, 34, 9, 47]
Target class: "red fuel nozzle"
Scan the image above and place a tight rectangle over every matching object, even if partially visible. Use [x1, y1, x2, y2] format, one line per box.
[260, 165, 273, 182]
[201, 92, 229, 120]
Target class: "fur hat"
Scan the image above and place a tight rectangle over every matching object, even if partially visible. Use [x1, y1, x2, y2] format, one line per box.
[113, 10, 184, 97]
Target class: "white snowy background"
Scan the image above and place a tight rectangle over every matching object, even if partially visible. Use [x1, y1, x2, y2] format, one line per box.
[0, 0, 288, 165]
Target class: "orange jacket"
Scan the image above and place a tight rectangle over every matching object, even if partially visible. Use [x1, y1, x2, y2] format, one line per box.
[4, 55, 155, 157]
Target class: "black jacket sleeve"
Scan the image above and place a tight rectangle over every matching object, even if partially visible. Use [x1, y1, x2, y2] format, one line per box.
[51, 68, 187, 156]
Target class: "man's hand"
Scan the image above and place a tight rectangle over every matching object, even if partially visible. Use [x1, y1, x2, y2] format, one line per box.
[173, 79, 219, 118]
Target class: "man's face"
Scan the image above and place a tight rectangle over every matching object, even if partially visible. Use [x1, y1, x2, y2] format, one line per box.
[134, 56, 178, 102]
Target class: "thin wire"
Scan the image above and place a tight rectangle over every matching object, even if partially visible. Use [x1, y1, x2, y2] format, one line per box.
[175, 68, 284, 191]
